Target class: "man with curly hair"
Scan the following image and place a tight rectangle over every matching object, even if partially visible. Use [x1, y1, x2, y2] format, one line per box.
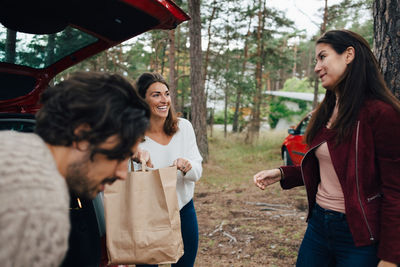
[0, 71, 150, 267]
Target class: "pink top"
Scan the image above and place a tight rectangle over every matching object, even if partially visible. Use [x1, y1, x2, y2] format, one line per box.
[315, 142, 346, 213]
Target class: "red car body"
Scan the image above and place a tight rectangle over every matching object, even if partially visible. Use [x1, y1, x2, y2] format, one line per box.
[281, 114, 311, 166]
[0, 0, 189, 113]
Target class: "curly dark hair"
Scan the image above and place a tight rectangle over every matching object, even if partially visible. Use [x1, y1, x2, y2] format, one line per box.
[135, 72, 178, 136]
[35, 71, 150, 160]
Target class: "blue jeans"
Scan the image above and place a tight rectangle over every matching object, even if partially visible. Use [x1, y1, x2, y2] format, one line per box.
[296, 203, 379, 267]
[136, 199, 199, 267]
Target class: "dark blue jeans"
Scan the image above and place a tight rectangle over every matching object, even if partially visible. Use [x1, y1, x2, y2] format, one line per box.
[296, 203, 379, 267]
[136, 199, 199, 267]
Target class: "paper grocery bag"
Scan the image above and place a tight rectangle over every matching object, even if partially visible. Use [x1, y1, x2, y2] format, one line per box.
[104, 165, 184, 265]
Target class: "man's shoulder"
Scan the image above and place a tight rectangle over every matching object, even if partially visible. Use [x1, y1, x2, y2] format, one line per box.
[0, 131, 42, 147]
[0, 131, 66, 196]
[0, 131, 52, 165]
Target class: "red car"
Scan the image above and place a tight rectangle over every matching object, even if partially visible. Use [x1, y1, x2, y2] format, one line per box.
[0, 1, 189, 266]
[281, 113, 311, 166]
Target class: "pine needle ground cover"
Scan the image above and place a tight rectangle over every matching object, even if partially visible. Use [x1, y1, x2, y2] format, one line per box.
[194, 130, 307, 267]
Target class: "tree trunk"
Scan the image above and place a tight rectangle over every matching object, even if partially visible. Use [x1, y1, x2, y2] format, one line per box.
[223, 57, 230, 138]
[168, 30, 179, 111]
[46, 34, 55, 67]
[5, 29, 16, 64]
[203, 2, 217, 88]
[233, 13, 252, 133]
[232, 90, 242, 133]
[151, 37, 165, 72]
[373, 0, 400, 99]
[209, 108, 214, 138]
[246, 0, 263, 144]
[176, 27, 182, 113]
[46, 34, 56, 86]
[306, 45, 313, 77]
[312, 78, 320, 109]
[188, 0, 209, 162]
[160, 41, 167, 76]
[180, 75, 185, 117]
[292, 43, 297, 77]
[224, 83, 228, 138]
[266, 73, 271, 91]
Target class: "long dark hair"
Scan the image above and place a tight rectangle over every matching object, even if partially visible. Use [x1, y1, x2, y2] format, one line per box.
[36, 71, 150, 160]
[135, 72, 179, 136]
[305, 30, 400, 145]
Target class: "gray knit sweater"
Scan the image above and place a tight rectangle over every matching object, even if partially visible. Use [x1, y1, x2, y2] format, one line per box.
[0, 131, 70, 267]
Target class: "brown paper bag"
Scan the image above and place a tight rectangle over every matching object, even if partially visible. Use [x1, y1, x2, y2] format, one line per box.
[104, 164, 184, 265]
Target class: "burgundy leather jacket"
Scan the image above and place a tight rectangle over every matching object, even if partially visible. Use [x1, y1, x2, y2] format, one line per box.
[280, 99, 400, 263]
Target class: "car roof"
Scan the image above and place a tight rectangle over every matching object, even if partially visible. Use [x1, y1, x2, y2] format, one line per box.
[0, 0, 189, 113]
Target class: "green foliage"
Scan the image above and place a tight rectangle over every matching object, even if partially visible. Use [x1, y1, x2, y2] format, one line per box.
[268, 96, 311, 129]
[45, 0, 373, 131]
[349, 19, 373, 47]
[1, 26, 96, 69]
[125, 41, 152, 78]
[213, 109, 235, 124]
[281, 77, 324, 94]
[204, 129, 287, 187]
[320, 0, 374, 51]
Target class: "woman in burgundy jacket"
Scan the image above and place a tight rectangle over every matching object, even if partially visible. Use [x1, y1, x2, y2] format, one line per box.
[253, 30, 400, 267]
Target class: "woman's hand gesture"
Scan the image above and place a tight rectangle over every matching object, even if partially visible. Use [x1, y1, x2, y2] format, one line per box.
[253, 169, 282, 190]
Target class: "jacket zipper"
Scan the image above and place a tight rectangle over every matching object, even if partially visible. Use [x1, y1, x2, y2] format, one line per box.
[300, 141, 325, 215]
[355, 121, 375, 241]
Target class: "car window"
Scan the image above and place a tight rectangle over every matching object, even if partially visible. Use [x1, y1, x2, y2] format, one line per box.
[0, 118, 35, 132]
[298, 116, 310, 135]
[0, 25, 97, 69]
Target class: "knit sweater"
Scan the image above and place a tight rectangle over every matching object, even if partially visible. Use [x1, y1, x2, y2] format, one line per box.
[0, 131, 70, 267]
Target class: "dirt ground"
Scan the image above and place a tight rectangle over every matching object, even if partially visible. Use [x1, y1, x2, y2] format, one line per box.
[194, 169, 308, 267]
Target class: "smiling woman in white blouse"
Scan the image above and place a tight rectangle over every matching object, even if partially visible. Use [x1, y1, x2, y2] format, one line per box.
[134, 72, 203, 267]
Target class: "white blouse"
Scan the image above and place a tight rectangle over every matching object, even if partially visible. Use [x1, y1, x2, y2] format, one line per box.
[137, 118, 203, 210]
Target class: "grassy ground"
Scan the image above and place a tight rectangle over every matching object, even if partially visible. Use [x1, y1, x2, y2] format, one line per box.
[203, 130, 287, 188]
[153, 129, 307, 267]
[193, 129, 308, 267]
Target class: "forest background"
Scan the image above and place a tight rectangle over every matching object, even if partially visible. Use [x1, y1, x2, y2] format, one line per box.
[55, 0, 399, 162]
[54, 0, 397, 266]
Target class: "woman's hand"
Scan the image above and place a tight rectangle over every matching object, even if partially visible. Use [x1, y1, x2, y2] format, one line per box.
[132, 149, 153, 168]
[173, 158, 192, 175]
[253, 169, 282, 190]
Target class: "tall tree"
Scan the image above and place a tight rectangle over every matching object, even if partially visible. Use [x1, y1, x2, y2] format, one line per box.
[188, 0, 209, 162]
[373, 0, 400, 98]
[233, 6, 253, 133]
[168, 29, 179, 111]
[202, 0, 219, 88]
[246, 0, 265, 144]
[244, 1, 295, 142]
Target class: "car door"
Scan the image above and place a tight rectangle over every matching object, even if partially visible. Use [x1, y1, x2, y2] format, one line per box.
[289, 115, 310, 165]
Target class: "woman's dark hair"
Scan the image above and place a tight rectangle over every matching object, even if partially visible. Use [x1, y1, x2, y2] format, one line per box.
[305, 29, 400, 145]
[35, 71, 150, 160]
[135, 72, 179, 136]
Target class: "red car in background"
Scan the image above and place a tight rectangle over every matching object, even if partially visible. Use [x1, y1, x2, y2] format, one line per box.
[0, 1, 189, 266]
[281, 113, 311, 166]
